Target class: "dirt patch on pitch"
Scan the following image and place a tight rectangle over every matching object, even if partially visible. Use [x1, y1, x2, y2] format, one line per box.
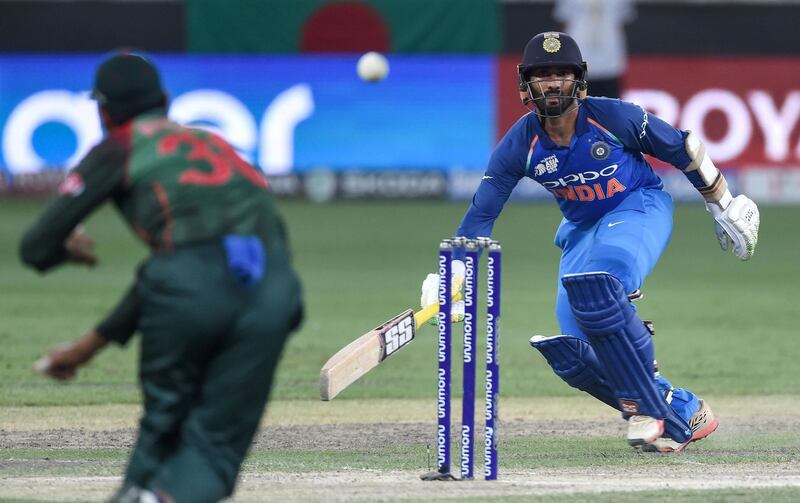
[2, 397, 800, 501]
[255, 413, 800, 450]
[4, 395, 800, 431]
[0, 418, 626, 451]
[3, 415, 799, 451]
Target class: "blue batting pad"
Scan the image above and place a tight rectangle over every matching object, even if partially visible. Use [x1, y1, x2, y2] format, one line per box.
[562, 272, 692, 442]
[561, 272, 669, 419]
[530, 334, 617, 409]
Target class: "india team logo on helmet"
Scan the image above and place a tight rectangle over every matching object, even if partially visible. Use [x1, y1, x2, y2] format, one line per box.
[542, 34, 561, 53]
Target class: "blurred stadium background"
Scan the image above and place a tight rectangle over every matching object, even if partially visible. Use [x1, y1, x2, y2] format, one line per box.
[2, 0, 799, 201]
[1, 1, 799, 501]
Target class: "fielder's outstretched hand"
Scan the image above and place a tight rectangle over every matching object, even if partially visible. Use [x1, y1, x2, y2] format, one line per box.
[33, 330, 107, 381]
[706, 194, 760, 261]
[64, 226, 98, 266]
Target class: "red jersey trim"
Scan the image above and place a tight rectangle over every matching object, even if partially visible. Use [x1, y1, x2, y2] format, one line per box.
[152, 180, 174, 251]
[109, 121, 134, 188]
[586, 117, 623, 144]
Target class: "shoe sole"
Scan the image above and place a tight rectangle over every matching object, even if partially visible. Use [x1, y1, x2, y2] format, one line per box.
[641, 409, 720, 453]
[627, 419, 664, 447]
[641, 441, 688, 453]
[692, 415, 719, 441]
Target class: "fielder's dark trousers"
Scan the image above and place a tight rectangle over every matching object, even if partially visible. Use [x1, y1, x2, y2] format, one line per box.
[123, 242, 302, 503]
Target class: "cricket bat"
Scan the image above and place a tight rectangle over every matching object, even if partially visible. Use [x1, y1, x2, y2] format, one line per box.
[319, 294, 460, 401]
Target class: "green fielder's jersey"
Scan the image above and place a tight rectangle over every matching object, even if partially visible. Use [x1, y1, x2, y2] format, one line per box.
[20, 110, 291, 344]
[120, 114, 284, 250]
[21, 110, 286, 270]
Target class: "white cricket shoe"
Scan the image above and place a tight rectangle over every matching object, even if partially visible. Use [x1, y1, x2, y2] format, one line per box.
[107, 486, 164, 503]
[627, 415, 664, 446]
[642, 400, 720, 453]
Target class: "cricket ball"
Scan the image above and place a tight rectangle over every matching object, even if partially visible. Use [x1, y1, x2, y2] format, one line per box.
[357, 52, 389, 82]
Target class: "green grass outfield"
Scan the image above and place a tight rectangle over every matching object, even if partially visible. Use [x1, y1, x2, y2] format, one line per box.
[1, 198, 798, 502]
[1, 199, 797, 403]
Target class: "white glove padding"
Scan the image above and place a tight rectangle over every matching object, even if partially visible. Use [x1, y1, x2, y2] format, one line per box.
[706, 194, 760, 261]
[420, 260, 466, 323]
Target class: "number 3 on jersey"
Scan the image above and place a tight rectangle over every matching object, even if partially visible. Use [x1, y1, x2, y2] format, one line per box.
[158, 131, 268, 189]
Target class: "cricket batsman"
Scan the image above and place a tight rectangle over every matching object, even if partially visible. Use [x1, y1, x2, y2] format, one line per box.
[420, 32, 759, 452]
[20, 52, 304, 502]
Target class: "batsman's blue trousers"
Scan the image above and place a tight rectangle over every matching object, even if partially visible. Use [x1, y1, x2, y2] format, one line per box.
[554, 188, 673, 340]
[548, 188, 700, 424]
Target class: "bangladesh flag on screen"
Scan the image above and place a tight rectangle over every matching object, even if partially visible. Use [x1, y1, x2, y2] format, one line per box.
[186, 0, 499, 54]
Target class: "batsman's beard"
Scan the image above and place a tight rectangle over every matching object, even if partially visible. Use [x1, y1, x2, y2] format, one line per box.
[535, 93, 577, 118]
[524, 79, 582, 118]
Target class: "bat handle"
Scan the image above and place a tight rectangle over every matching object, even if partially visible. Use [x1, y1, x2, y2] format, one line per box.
[414, 291, 463, 327]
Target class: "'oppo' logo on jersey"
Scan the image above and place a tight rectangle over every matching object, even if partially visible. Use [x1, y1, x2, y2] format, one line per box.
[544, 163, 627, 201]
[541, 164, 619, 188]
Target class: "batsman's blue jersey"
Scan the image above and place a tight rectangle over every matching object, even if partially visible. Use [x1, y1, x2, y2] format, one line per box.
[456, 97, 693, 237]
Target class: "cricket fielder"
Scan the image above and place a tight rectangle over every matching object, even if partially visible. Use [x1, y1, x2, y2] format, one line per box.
[20, 52, 304, 502]
[420, 32, 759, 452]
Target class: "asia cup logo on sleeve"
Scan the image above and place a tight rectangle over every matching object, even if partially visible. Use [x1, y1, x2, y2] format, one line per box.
[534, 155, 560, 177]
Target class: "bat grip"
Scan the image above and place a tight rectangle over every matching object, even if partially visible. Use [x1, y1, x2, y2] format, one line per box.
[414, 291, 463, 327]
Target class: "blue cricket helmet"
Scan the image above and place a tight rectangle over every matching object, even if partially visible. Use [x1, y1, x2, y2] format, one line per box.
[517, 32, 587, 92]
